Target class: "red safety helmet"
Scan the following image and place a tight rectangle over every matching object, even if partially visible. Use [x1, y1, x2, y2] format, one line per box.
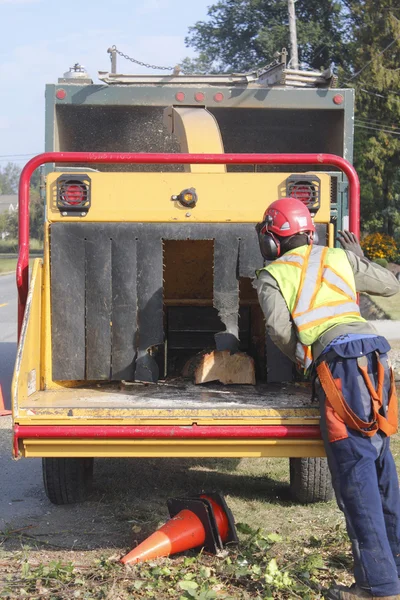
[258, 198, 316, 260]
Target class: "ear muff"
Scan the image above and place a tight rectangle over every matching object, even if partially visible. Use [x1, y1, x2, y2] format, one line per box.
[258, 230, 281, 260]
[307, 230, 318, 245]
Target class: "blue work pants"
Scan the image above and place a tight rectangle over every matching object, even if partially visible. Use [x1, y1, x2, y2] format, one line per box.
[316, 339, 400, 597]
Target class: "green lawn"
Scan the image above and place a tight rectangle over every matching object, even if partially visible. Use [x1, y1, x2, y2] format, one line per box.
[0, 256, 36, 274]
[369, 291, 400, 320]
[0, 256, 17, 274]
[5, 438, 400, 599]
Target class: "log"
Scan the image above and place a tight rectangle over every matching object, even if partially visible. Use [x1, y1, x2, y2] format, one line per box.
[193, 350, 256, 385]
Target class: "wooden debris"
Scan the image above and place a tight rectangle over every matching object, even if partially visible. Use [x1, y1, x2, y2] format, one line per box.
[193, 350, 256, 385]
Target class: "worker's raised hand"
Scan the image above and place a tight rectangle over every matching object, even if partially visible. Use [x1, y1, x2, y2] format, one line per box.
[336, 230, 364, 258]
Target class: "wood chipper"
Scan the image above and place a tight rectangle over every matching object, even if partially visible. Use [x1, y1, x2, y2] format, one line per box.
[12, 53, 360, 505]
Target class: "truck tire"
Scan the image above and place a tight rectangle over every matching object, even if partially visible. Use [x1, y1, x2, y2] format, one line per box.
[42, 458, 94, 505]
[289, 457, 334, 504]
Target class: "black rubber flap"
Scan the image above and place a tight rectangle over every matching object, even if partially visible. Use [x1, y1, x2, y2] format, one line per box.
[202, 492, 239, 545]
[167, 497, 223, 554]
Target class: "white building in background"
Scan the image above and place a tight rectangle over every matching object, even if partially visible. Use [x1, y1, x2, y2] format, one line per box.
[0, 195, 18, 214]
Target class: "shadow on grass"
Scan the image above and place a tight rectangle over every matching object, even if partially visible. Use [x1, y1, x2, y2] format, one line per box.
[92, 456, 292, 506]
[0, 452, 293, 553]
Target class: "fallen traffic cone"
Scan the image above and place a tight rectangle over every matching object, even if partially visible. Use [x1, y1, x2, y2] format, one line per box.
[121, 493, 237, 565]
[0, 385, 11, 417]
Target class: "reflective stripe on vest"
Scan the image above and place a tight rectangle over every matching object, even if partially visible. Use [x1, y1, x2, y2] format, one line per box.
[261, 245, 365, 370]
[290, 246, 360, 338]
[295, 343, 313, 370]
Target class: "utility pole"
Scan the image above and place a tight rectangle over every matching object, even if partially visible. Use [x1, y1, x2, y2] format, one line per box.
[288, 0, 299, 70]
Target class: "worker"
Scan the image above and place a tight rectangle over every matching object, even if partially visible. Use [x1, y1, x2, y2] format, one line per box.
[254, 198, 400, 600]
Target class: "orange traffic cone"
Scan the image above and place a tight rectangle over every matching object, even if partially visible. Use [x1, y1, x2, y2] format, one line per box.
[0, 385, 11, 417]
[121, 493, 237, 566]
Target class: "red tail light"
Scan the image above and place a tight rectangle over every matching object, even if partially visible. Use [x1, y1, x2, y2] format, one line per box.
[62, 183, 85, 206]
[56, 174, 91, 214]
[290, 184, 313, 205]
[286, 175, 321, 212]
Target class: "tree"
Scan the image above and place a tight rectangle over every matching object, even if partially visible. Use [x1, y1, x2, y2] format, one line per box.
[345, 4, 400, 237]
[0, 162, 20, 195]
[184, 0, 347, 73]
[0, 163, 44, 242]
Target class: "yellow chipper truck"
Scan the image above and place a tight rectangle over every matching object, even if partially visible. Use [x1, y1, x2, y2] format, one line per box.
[13, 53, 361, 505]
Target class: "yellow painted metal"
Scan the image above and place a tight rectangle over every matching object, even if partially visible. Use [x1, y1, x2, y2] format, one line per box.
[163, 107, 225, 173]
[47, 172, 331, 224]
[41, 224, 53, 390]
[328, 222, 335, 247]
[20, 438, 325, 458]
[15, 417, 320, 427]
[12, 259, 43, 418]
[12, 168, 333, 460]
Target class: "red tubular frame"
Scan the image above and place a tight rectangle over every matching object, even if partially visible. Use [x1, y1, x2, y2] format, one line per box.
[18, 151, 360, 335]
[15, 424, 321, 439]
[13, 424, 321, 456]
[14, 152, 358, 453]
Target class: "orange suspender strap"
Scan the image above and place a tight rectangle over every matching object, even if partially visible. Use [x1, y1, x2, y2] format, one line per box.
[356, 355, 398, 437]
[316, 361, 378, 437]
[317, 357, 398, 438]
[388, 367, 399, 433]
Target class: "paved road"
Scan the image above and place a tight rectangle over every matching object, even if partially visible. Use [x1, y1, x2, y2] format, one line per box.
[0, 273, 17, 410]
[370, 320, 400, 341]
[0, 273, 44, 531]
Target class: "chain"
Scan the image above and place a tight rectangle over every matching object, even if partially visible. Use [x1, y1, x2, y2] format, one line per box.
[110, 45, 175, 71]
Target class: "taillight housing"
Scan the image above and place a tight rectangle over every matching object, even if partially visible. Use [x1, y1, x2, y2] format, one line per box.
[286, 174, 321, 213]
[56, 174, 91, 214]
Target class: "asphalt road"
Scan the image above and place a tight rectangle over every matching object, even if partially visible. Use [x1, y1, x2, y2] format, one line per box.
[0, 272, 45, 531]
[0, 273, 17, 410]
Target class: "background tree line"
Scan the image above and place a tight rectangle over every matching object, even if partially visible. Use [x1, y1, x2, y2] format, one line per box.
[0, 164, 43, 244]
[183, 0, 400, 248]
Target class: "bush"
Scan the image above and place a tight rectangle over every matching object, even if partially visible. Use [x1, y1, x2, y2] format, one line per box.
[0, 238, 18, 253]
[0, 238, 43, 254]
[374, 258, 389, 268]
[361, 232, 398, 262]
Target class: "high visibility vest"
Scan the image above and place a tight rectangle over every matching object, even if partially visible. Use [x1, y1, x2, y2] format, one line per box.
[260, 245, 366, 370]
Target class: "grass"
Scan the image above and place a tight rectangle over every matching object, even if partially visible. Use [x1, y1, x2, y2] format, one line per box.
[0, 257, 18, 274]
[0, 257, 36, 274]
[0, 238, 43, 253]
[368, 292, 400, 320]
[3, 436, 400, 599]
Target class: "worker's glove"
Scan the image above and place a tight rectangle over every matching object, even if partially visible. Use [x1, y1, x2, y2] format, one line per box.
[336, 230, 364, 258]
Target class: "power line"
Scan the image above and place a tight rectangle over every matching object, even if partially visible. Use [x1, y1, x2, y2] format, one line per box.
[355, 116, 400, 131]
[354, 122, 400, 136]
[344, 32, 400, 83]
[360, 86, 400, 98]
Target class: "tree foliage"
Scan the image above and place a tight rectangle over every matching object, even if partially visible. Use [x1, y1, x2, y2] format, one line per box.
[0, 162, 20, 195]
[184, 0, 346, 73]
[184, 0, 400, 246]
[0, 164, 44, 242]
[347, 3, 400, 239]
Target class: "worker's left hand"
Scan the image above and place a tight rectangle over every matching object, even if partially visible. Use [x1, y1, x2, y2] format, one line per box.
[337, 230, 364, 258]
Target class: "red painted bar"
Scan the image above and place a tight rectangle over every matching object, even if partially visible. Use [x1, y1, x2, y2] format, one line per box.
[18, 152, 360, 335]
[13, 424, 321, 455]
[14, 424, 321, 439]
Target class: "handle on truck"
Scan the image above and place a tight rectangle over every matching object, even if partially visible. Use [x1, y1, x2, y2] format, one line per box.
[17, 152, 360, 337]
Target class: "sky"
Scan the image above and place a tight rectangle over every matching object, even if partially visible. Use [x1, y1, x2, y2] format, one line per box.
[0, 0, 212, 168]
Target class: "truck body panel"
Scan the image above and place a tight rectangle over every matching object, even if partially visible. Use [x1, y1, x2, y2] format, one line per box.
[13, 64, 357, 467]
